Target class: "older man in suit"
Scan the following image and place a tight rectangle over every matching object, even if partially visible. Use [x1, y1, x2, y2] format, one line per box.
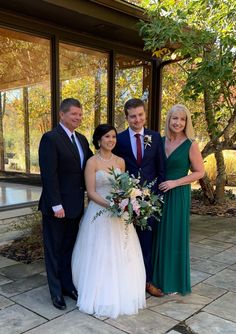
[39, 98, 93, 310]
[115, 98, 165, 297]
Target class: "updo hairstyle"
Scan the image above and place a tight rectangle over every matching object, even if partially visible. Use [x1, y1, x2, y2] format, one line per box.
[92, 124, 117, 150]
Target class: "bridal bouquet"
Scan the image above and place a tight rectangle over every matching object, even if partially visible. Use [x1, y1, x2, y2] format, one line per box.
[94, 168, 163, 230]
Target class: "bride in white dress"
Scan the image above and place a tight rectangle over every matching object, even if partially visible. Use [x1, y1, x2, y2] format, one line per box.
[72, 124, 146, 319]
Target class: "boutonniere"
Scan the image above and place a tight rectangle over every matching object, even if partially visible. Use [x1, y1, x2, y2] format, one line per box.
[144, 135, 152, 149]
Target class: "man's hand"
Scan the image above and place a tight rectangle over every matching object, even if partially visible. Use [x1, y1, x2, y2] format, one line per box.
[54, 208, 65, 219]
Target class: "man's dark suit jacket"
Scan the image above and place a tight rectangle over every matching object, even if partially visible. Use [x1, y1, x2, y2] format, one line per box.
[38, 124, 93, 218]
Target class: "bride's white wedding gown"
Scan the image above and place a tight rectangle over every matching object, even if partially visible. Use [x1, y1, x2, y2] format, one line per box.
[72, 169, 146, 318]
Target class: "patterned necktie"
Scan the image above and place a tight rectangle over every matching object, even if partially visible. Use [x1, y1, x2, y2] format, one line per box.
[135, 133, 142, 166]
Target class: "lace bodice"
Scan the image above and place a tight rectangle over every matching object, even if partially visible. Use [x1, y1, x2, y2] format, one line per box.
[95, 169, 120, 198]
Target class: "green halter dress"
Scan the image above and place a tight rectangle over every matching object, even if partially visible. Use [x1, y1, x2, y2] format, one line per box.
[152, 138, 192, 295]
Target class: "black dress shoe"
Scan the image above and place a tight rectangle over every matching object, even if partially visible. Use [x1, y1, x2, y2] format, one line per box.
[52, 296, 66, 310]
[63, 290, 78, 301]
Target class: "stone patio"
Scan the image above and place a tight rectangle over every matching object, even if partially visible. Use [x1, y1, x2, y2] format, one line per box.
[0, 214, 236, 334]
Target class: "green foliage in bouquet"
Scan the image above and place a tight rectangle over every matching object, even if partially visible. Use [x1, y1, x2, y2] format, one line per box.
[93, 168, 163, 230]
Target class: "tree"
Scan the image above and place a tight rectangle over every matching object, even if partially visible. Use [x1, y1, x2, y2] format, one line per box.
[140, 0, 236, 203]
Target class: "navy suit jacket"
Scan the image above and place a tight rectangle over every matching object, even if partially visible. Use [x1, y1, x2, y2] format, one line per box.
[115, 128, 165, 193]
[38, 124, 93, 218]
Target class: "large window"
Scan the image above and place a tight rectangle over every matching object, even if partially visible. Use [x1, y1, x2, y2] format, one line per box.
[0, 28, 51, 174]
[115, 55, 152, 132]
[0, 28, 153, 179]
[59, 43, 108, 146]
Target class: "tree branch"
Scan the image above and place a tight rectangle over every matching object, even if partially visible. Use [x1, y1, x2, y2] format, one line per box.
[201, 133, 236, 158]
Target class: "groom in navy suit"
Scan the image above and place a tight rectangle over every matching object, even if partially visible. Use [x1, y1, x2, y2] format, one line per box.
[39, 98, 93, 309]
[115, 98, 165, 297]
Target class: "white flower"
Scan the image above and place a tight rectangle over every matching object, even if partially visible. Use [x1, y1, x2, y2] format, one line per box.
[130, 188, 142, 199]
[144, 135, 152, 149]
[119, 198, 129, 210]
[131, 199, 141, 216]
[109, 199, 115, 207]
[143, 188, 150, 197]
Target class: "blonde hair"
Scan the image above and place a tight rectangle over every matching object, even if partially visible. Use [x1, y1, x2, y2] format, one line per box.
[165, 104, 195, 140]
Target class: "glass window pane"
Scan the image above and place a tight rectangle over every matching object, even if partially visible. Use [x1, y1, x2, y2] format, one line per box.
[0, 28, 51, 174]
[115, 55, 152, 132]
[59, 43, 108, 145]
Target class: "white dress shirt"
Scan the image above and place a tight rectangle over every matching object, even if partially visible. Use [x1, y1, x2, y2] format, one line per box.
[128, 127, 144, 159]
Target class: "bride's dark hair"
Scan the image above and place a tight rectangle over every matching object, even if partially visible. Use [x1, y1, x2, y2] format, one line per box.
[93, 124, 117, 150]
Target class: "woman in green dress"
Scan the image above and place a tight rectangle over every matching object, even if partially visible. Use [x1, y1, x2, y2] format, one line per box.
[153, 104, 205, 295]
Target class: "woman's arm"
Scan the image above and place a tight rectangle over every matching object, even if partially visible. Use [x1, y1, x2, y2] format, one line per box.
[85, 158, 109, 208]
[116, 156, 125, 173]
[159, 141, 205, 192]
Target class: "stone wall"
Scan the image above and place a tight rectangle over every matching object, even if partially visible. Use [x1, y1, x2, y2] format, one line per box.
[0, 206, 41, 246]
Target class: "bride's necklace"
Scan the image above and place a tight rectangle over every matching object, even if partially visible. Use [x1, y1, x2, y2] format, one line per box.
[97, 152, 113, 162]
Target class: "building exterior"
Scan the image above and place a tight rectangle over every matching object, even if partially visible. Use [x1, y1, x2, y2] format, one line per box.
[0, 0, 162, 183]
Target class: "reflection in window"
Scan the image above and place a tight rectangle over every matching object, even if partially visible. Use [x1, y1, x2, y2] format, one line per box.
[0, 28, 51, 174]
[59, 43, 108, 145]
[115, 55, 152, 132]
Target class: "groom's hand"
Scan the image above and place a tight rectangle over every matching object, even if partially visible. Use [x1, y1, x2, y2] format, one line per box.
[54, 208, 65, 219]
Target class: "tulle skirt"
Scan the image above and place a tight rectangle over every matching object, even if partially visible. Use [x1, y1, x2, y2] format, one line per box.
[72, 200, 146, 318]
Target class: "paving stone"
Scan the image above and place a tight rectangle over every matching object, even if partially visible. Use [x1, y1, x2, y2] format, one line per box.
[0, 274, 47, 297]
[186, 311, 236, 334]
[0, 214, 235, 334]
[12, 285, 76, 320]
[190, 223, 222, 235]
[0, 230, 29, 246]
[149, 293, 211, 321]
[190, 243, 219, 259]
[190, 257, 229, 274]
[0, 304, 46, 334]
[192, 283, 227, 300]
[190, 233, 206, 243]
[0, 255, 18, 268]
[190, 228, 216, 237]
[197, 238, 234, 251]
[205, 269, 236, 291]
[0, 273, 12, 286]
[192, 215, 236, 227]
[146, 295, 169, 309]
[210, 246, 236, 265]
[26, 309, 124, 334]
[0, 295, 14, 309]
[229, 264, 236, 271]
[191, 215, 219, 226]
[209, 230, 236, 244]
[203, 292, 236, 323]
[0, 260, 45, 280]
[191, 269, 211, 286]
[106, 308, 178, 334]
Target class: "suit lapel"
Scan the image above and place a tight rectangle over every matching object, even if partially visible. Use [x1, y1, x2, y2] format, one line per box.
[124, 129, 137, 163]
[56, 125, 82, 168]
[142, 128, 152, 164]
[75, 131, 87, 169]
